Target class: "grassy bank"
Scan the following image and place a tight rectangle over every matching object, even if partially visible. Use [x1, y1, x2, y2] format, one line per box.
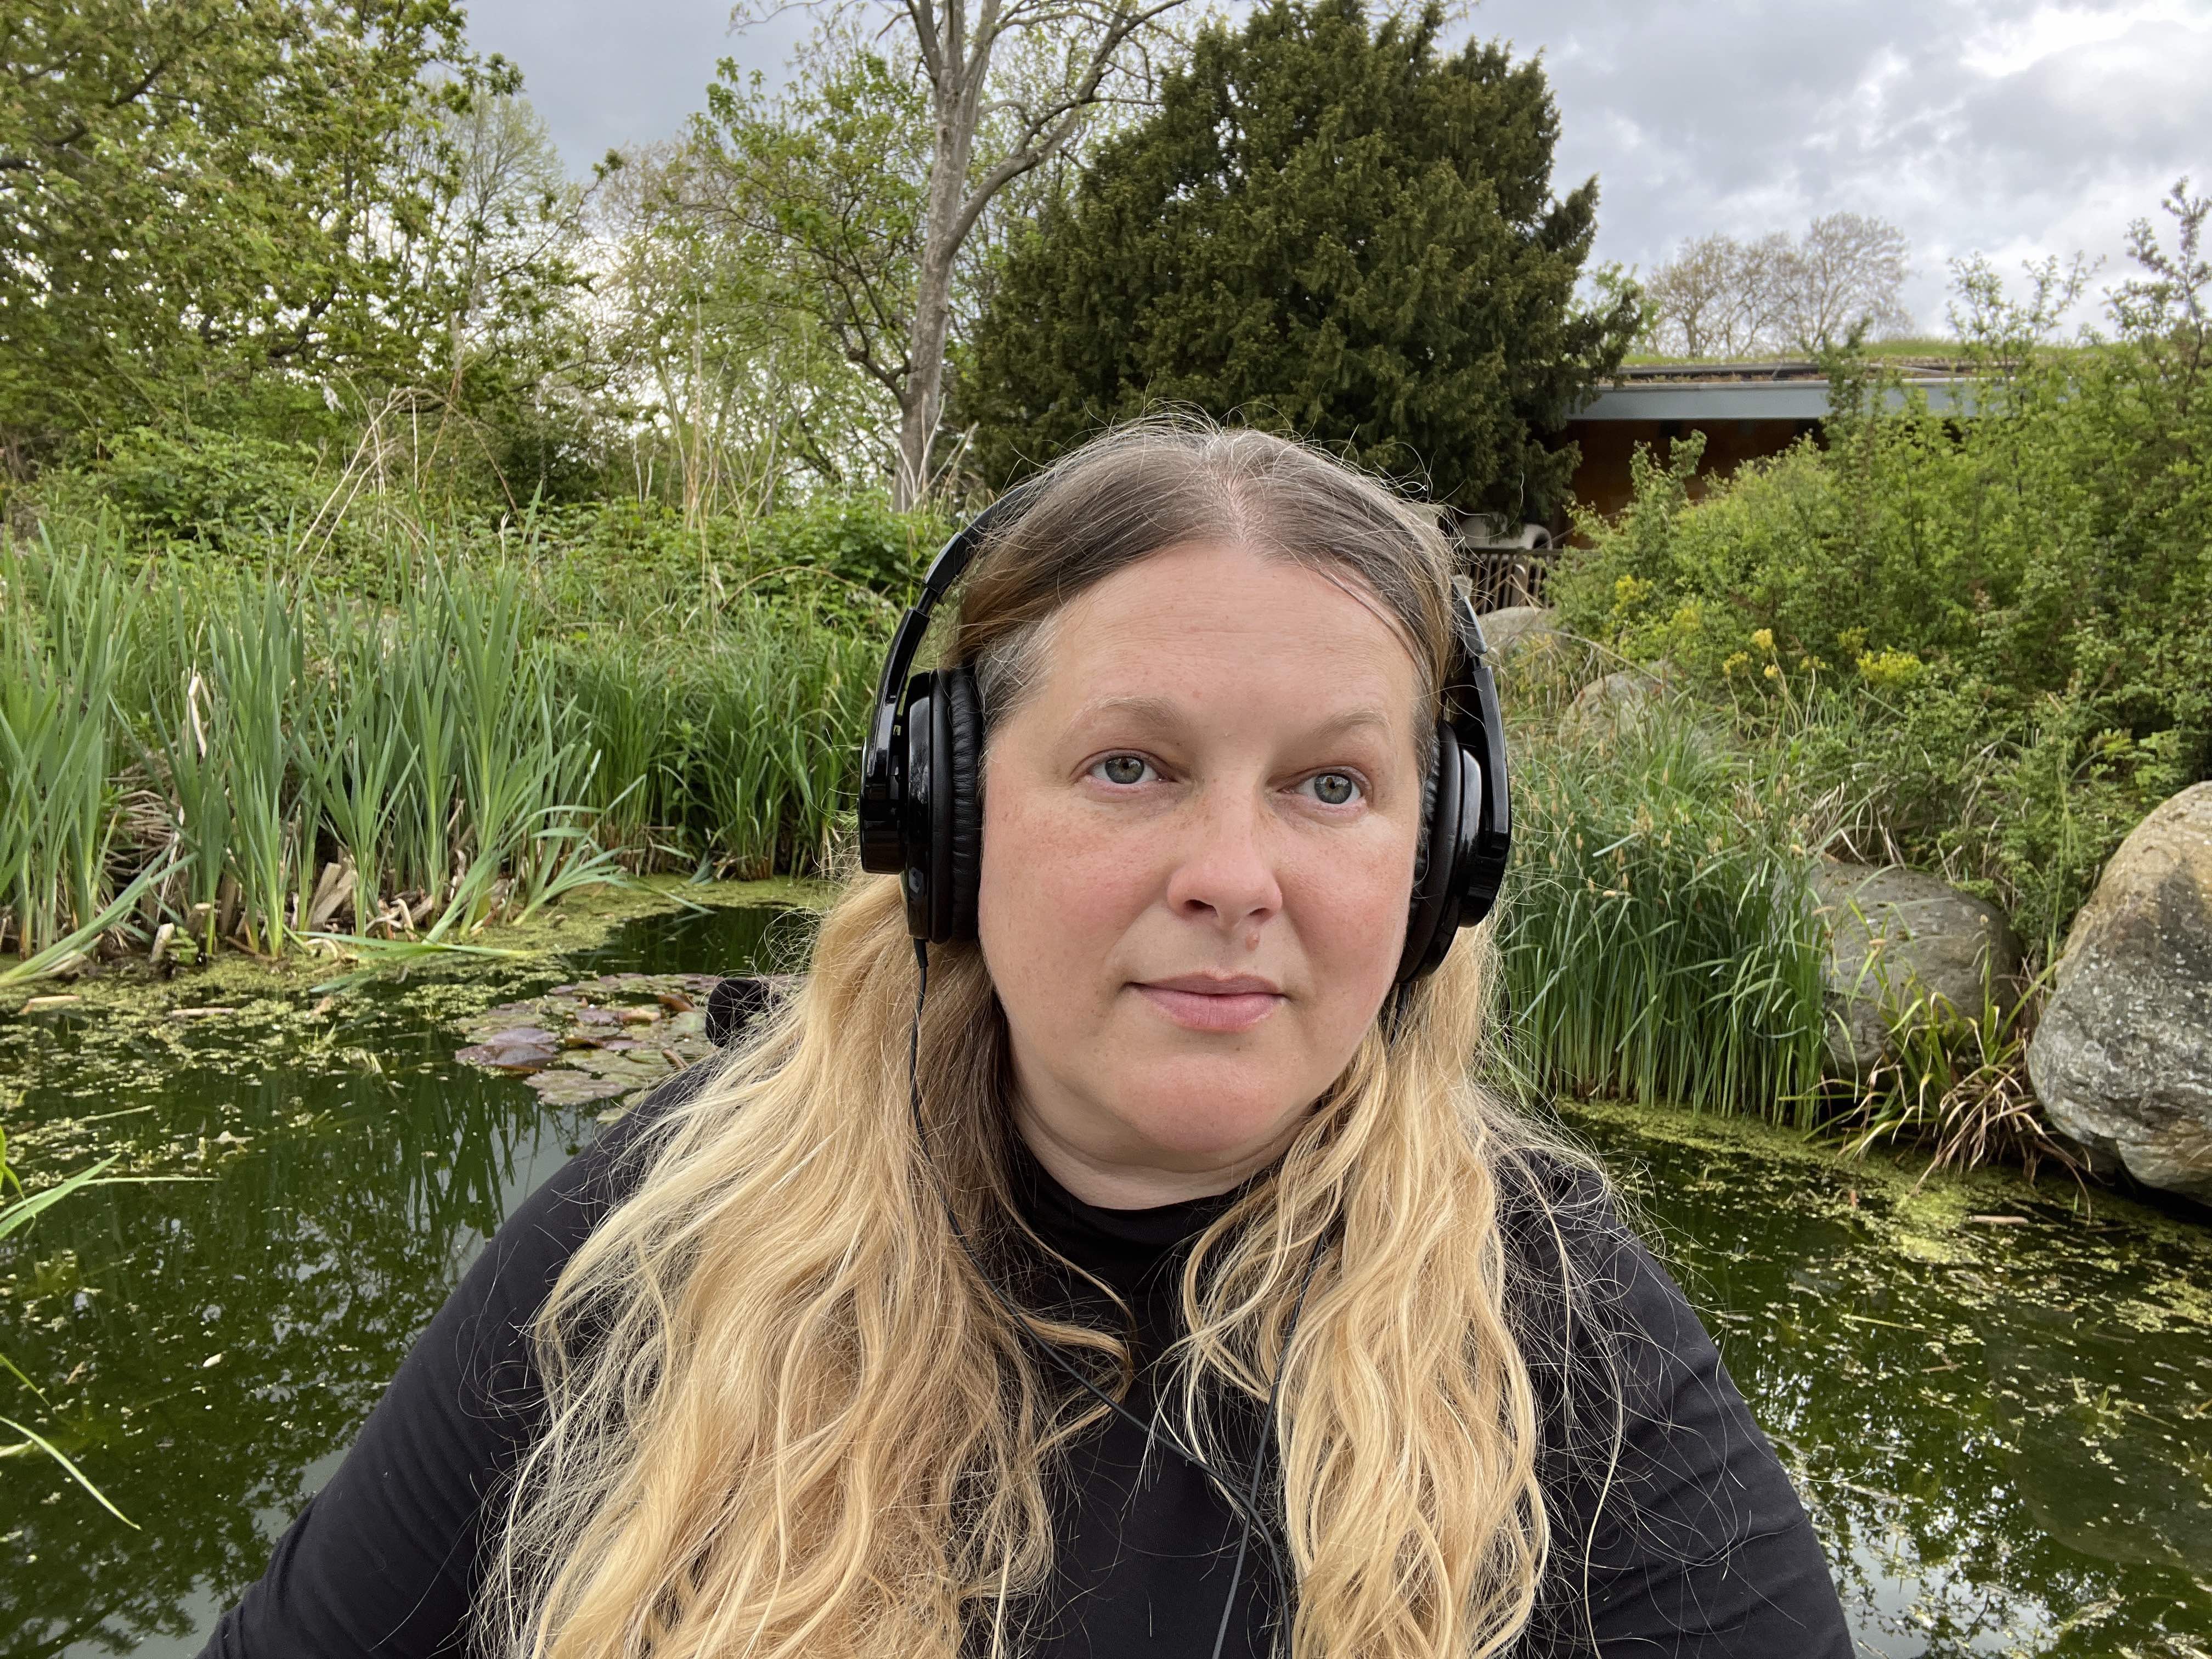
[1, 515, 894, 984]
[1482, 634, 2083, 1175]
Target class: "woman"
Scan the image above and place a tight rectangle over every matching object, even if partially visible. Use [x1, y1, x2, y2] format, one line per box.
[202, 424, 1851, 1658]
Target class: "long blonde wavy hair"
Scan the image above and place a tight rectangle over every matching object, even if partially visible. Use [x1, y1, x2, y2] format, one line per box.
[484, 424, 1611, 1659]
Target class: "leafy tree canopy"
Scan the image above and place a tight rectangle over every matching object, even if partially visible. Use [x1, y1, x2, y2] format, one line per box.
[0, 0, 537, 462]
[958, 0, 1637, 512]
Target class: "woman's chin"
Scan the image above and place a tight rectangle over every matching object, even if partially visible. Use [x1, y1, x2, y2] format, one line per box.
[1110, 1080, 1308, 1166]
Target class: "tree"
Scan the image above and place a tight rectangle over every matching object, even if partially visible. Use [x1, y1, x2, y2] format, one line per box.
[0, 0, 524, 465]
[682, 29, 931, 492]
[590, 135, 897, 512]
[1644, 213, 1913, 359]
[1773, 212, 1912, 351]
[960, 0, 1638, 514]
[704, 0, 1191, 506]
[1643, 231, 1789, 358]
[366, 91, 610, 501]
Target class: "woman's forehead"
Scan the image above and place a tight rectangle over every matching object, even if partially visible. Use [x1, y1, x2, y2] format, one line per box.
[1034, 542, 1424, 727]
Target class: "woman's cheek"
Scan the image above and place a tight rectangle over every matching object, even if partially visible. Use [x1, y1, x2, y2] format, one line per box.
[1302, 833, 1415, 989]
[1034, 812, 1153, 947]
[982, 793, 1141, 977]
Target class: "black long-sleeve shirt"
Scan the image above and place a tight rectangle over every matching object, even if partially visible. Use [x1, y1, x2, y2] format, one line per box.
[198, 1053, 1850, 1658]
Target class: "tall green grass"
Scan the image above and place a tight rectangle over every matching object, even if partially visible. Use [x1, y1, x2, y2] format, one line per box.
[0, 540, 129, 962]
[0, 522, 887, 977]
[1494, 693, 1832, 1125]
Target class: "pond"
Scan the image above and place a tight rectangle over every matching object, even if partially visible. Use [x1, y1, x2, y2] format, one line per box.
[3, 901, 2208, 1658]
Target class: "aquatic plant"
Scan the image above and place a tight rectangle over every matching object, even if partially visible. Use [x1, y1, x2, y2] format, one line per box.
[0, 528, 889, 983]
[1839, 966, 2081, 1186]
[1496, 695, 1831, 1125]
[0, 539, 129, 963]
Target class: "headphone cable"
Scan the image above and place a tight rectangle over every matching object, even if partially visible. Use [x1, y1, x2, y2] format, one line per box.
[906, 938, 1329, 1656]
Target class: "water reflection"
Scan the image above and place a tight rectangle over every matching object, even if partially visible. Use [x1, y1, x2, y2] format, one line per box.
[2, 907, 2208, 1657]
[1580, 1108, 2212, 1656]
[2, 906, 786, 1659]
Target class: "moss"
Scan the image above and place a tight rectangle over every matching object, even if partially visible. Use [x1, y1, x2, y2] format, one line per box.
[0, 876, 830, 1025]
[1556, 1094, 2212, 1278]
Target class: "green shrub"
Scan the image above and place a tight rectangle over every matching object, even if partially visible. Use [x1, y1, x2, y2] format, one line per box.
[88, 427, 322, 543]
[1550, 194, 2211, 955]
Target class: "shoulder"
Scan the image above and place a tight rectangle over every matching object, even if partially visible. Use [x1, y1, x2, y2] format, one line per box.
[480, 1059, 717, 1295]
[1488, 1143, 1728, 1449]
[1491, 1146, 1654, 1340]
[498, 971, 785, 1289]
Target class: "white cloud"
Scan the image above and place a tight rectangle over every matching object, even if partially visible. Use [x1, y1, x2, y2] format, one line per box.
[1467, 0, 2211, 330]
[465, 0, 2211, 335]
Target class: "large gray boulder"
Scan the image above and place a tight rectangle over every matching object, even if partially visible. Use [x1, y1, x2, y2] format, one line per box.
[2028, 783, 2212, 1198]
[1808, 861, 2024, 1077]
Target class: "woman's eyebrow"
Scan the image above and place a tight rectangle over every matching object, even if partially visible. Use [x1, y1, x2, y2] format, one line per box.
[1066, 695, 1397, 742]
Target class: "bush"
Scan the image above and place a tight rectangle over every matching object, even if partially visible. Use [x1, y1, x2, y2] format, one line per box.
[1494, 697, 1829, 1124]
[1550, 189, 2212, 955]
[84, 426, 323, 544]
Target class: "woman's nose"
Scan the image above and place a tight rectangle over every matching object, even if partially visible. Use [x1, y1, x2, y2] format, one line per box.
[1162, 781, 1283, 935]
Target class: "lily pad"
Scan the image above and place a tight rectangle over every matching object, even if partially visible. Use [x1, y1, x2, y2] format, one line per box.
[478, 1025, 557, 1049]
[526, 1069, 634, 1107]
[455, 1042, 558, 1072]
[454, 972, 729, 1102]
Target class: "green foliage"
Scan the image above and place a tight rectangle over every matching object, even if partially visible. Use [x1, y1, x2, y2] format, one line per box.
[0, 0, 538, 458]
[693, 39, 928, 427]
[0, 538, 128, 960]
[0, 506, 912, 977]
[961, 0, 1638, 510]
[736, 490, 952, 606]
[1495, 698, 1830, 1124]
[1840, 967, 2079, 1186]
[1551, 184, 2212, 953]
[86, 428, 322, 543]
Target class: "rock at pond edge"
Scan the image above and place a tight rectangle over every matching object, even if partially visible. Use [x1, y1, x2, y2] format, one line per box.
[2028, 783, 2212, 1199]
[1808, 861, 2024, 1079]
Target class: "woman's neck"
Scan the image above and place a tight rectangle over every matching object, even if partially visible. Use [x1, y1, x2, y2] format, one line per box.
[1011, 1098, 1296, 1210]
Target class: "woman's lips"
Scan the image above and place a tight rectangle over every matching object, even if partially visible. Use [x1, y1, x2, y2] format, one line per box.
[1133, 983, 1286, 1032]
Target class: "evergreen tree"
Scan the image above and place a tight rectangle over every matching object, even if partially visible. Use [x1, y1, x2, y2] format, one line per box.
[959, 0, 1637, 514]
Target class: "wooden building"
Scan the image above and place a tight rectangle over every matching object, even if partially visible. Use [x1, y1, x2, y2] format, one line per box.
[1554, 360, 1974, 523]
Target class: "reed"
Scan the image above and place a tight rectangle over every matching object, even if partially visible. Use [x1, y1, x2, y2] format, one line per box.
[310, 599, 416, 933]
[0, 526, 893, 982]
[1496, 697, 1832, 1125]
[0, 538, 129, 962]
[1839, 966, 2081, 1185]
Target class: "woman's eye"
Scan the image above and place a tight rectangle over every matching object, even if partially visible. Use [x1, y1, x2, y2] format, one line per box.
[1305, 771, 1362, 806]
[1094, 754, 1152, 786]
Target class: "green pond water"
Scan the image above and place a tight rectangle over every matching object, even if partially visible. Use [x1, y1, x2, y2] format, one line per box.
[3, 902, 2209, 1658]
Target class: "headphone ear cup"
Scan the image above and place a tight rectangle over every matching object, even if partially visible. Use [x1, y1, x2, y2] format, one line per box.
[1397, 717, 1465, 984]
[939, 667, 985, 942]
[900, 672, 939, 939]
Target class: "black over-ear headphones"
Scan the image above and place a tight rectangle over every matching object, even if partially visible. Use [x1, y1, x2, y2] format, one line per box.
[859, 492, 1513, 981]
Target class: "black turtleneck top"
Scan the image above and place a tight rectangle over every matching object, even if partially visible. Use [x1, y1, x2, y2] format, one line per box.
[199, 1059, 1851, 1658]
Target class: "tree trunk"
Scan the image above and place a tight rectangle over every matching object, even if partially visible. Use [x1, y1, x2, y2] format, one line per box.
[895, 59, 982, 509]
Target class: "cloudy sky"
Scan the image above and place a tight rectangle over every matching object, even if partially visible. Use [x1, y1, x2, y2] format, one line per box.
[465, 0, 2211, 332]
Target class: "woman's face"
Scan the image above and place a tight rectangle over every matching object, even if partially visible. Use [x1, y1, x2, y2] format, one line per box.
[977, 539, 1427, 1208]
